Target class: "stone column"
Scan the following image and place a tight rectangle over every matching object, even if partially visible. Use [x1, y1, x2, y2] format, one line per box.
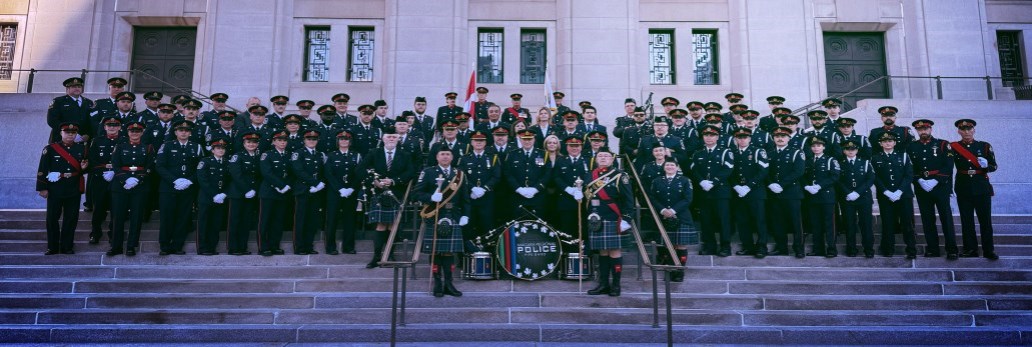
[385, 0, 470, 110]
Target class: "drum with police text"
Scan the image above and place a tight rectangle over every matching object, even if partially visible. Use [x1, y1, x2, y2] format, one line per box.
[495, 220, 562, 280]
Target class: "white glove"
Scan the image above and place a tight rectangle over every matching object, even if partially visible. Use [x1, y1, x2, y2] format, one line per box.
[102, 171, 115, 182]
[524, 187, 539, 197]
[339, 188, 347, 197]
[309, 186, 319, 193]
[918, 178, 937, 192]
[458, 216, 469, 226]
[572, 190, 584, 201]
[213, 193, 226, 204]
[124, 177, 140, 190]
[845, 191, 860, 201]
[74, 134, 84, 143]
[470, 187, 486, 199]
[276, 185, 291, 194]
[564, 186, 578, 197]
[768, 183, 783, 193]
[619, 220, 631, 232]
[733, 185, 751, 197]
[431, 192, 443, 202]
[173, 178, 192, 190]
[46, 172, 61, 182]
[341, 188, 354, 198]
[313, 182, 326, 192]
[245, 190, 256, 199]
[893, 190, 904, 201]
[517, 189, 533, 199]
[700, 180, 714, 191]
[882, 190, 893, 199]
[805, 185, 821, 195]
[977, 157, 988, 168]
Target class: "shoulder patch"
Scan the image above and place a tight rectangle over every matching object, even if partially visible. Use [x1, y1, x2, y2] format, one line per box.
[229, 155, 238, 163]
[417, 170, 425, 183]
[621, 174, 630, 185]
[197, 160, 205, 169]
[261, 152, 268, 160]
[291, 152, 299, 161]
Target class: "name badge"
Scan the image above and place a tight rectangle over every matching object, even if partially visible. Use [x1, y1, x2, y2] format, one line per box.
[535, 158, 544, 166]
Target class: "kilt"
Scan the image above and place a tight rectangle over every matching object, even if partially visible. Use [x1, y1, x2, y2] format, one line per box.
[588, 220, 628, 251]
[421, 219, 465, 253]
[669, 222, 699, 246]
[366, 206, 399, 224]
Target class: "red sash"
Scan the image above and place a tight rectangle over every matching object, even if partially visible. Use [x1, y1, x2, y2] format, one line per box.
[50, 143, 85, 193]
[592, 168, 624, 233]
[506, 108, 524, 122]
[950, 142, 985, 172]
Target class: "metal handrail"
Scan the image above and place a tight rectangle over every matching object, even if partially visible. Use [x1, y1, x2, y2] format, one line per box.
[371, 181, 416, 347]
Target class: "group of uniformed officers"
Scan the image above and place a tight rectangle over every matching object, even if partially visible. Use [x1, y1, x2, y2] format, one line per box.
[39, 77, 1000, 297]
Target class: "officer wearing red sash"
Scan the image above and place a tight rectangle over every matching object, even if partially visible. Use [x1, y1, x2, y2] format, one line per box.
[37, 122, 88, 254]
[950, 119, 998, 260]
[584, 150, 633, 297]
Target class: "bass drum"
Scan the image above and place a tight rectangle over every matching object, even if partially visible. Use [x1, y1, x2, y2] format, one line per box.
[495, 220, 562, 281]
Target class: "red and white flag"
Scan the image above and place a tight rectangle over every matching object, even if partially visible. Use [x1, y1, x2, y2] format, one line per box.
[462, 70, 477, 113]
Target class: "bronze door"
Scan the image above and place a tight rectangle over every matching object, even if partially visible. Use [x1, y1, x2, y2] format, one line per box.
[824, 32, 889, 111]
[131, 27, 197, 94]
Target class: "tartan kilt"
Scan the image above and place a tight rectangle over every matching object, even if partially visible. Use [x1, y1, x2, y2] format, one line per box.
[588, 221, 628, 251]
[366, 206, 399, 224]
[669, 222, 699, 246]
[421, 219, 465, 253]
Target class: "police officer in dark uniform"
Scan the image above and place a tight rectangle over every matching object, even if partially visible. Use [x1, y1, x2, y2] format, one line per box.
[332, 93, 357, 127]
[636, 115, 687, 167]
[729, 127, 769, 258]
[758, 96, 785, 132]
[166, 99, 210, 146]
[950, 119, 998, 260]
[296, 99, 318, 129]
[908, 119, 958, 259]
[290, 129, 327, 255]
[199, 93, 230, 129]
[258, 131, 293, 256]
[871, 132, 917, 259]
[207, 111, 239, 156]
[506, 129, 549, 214]
[196, 139, 230, 255]
[427, 120, 468, 166]
[394, 116, 426, 168]
[504, 93, 531, 125]
[155, 120, 204, 255]
[473, 86, 491, 122]
[832, 118, 872, 160]
[613, 99, 638, 137]
[37, 122, 88, 254]
[91, 77, 128, 120]
[237, 105, 276, 153]
[226, 132, 262, 255]
[267, 95, 290, 129]
[283, 114, 307, 152]
[552, 91, 572, 125]
[766, 127, 806, 257]
[312, 105, 346, 151]
[781, 115, 806, 151]
[691, 125, 735, 257]
[837, 139, 875, 258]
[584, 150, 633, 297]
[703, 114, 734, 147]
[416, 149, 471, 297]
[94, 92, 141, 135]
[668, 108, 695, 142]
[410, 97, 436, 145]
[554, 136, 591, 248]
[144, 103, 176, 146]
[454, 112, 475, 143]
[869, 106, 914, 154]
[87, 116, 124, 245]
[349, 104, 383, 156]
[47, 78, 94, 144]
[802, 137, 841, 257]
[436, 92, 462, 127]
[649, 160, 696, 281]
[108, 121, 152, 256]
[137, 91, 164, 126]
[458, 130, 501, 249]
[324, 129, 362, 254]
[803, 110, 839, 145]
[616, 107, 651, 159]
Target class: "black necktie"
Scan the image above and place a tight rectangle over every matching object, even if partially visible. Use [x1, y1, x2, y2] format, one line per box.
[386, 151, 394, 170]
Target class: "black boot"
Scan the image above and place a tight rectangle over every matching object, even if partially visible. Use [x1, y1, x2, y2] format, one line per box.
[441, 255, 463, 297]
[432, 259, 444, 297]
[670, 249, 687, 282]
[367, 232, 385, 269]
[609, 256, 623, 297]
[587, 255, 611, 295]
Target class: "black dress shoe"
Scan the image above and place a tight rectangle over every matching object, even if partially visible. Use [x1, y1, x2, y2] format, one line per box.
[295, 251, 309, 255]
[794, 252, 805, 259]
[307, 250, 319, 255]
[125, 249, 136, 256]
[735, 249, 754, 256]
[159, 251, 170, 256]
[754, 250, 768, 259]
[273, 249, 285, 255]
[587, 284, 611, 295]
[105, 249, 123, 256]
[864, 252, 875, 258]
[61, 249, 75, 255]
[924, 252, 941, 258]
[905, 254, 917, 260]
[698, 249, 716, 256]
[846, 250, 858, 257]
[717, 249, 731, 257]
[825, 252, 837, 258]
[768, 249, 787, 256]
[240, 251, 252, 255]
[343, 249, 357, 254]
[199, 251, 216, 256]
[173, 251, 186, 255]
[326, 250, 339, 255]
[443, 283, 463, 297]
[261, 251, 274, 256]
[806, 252, 825, 257]
[984, 252, 999, 260]
[366, 260, 380, 269]
[45, 249, 58, 255]
[960, 250, 979, 258]
[88, 236, 100, 244]
[946, 253, 959, 260]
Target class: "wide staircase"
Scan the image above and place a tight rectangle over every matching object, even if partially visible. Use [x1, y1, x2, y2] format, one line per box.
[1, 209, 1030, 345]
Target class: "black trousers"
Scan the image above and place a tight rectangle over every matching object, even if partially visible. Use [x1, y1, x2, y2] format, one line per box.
[325, 194, 358, 252]
[89, 177, 113, 240]
[196, 200, 226, 253]
[158, 189, 195, 252]
[468, 194, 495, 244]
[733, 198, 768, 251]
[293, 193, 323, 253]
[258, 198, 287, 252]
[877, 196, 917, 256]
[806, 202, 836, 255]
[841, 201, 874, 254]
[916, 190, 958, 254]
[111, 189, 146, 251]
[699, 198, 731, 251]
[957, 193, 994, 254]
[227, 197, 258, 253]
[768, 199, 803, 253]
[46, 195, 81, 252]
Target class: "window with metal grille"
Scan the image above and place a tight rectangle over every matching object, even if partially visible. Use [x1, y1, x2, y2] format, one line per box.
[520, 29, 546, 84]
[303, 26, 329, 82]
[0, 24, 16, 80]
[478, 28, 504, 84]
[348, 27, 375, 82]
[997, 31, 1025, 87]
[648, 29, 675, 85]
[693, 29, 718, 85]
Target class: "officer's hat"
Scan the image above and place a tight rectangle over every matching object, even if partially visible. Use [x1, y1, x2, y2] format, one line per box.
[955, 119, 976, 129]
[107, 77, 128, 87]
[704, 113, 723, 123]
[729, 104, 749, 112]
[561, 111, 580, 122]
[771, 126, 792, 137]
[878, 106, 898, 115]
[414, 96, 427, 103]
[59, 122, 80, 133]
[440, 120, 459, 131]
[126, 121, 146, 132]
[373, 99, 387, 107]
[699, 125, 721, 136]
[724, 92, 744, 100]
[552, 91, 565, 99]
[296, 100, 315, 109]
[173, 120, 194, 131]
[704, 102, 723, 111]
[578, 101, 592, 108]
[669, 108, 688, 118]
[661, 97, 680, 106]
[686, 101, 704, 110]
[62, 77, 84, 87]
[586, 130, 607, 142]
[381, 127, 397, 135]
[158, 103, 176, 112]
[144, 91, 164, 101]
[171, 95, 190, 105]
[358, 104, 375, 114]
[564, 136, 584, 146]
[650, 141, 666, 149]
[116, 91, 136, 102]
[444, 92, 458, 99]
[809, 136, 826, 146]
[270, 95, 289, 105]
[210, 139, 229, 148]
[491, 126, 509, 136]
[241, 131, 261, 142]
[454, 112, 471, 121]
[476, 86, 489, 93]
[781, 114, 801, 125]
[303, 129, 321, 139]
[283, 114, 304, 124]
[510, 93, 523, 100]
[766, 96, 786, 104]
[837, 117, 857, 127]
[878, 132, 898, 142]
[516, 129, 536, 140]
[741, 110, 760, 119]
[335, 129, 352, 139]
[184, 99, 203, 109]
[912, 119, 934, 129]
[633, 106, 646, 114]
[624, 98, 637, 104]
[331, 93, 350, 103]
[822, 98, 842, 108]
[317, 105, 335, 115]
[772, 107, 792, 115]
[101, 116, 121, 127]
[841, 140, 859, 150]
[209, 93, 229, 102]
[272, 131, 289, 140]
[400, 110, 415, 119]
[248, 105, 269, 115]
[733, 127, 753, 138]
[653, 115, 671, 126]
[807, 110, 828, 119]
[470, 130, 489, 141]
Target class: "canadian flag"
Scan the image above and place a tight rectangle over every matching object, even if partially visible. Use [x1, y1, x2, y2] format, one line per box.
[462, 70, 477, 113]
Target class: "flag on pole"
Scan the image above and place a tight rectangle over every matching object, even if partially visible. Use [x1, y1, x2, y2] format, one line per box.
[543, 70, 557, 111]
[463, 70, 477, 113]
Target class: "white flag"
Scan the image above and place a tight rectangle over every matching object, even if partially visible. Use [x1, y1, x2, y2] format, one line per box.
[544, 70, 556, 110]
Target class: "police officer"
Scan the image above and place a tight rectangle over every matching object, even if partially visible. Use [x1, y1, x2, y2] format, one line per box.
[950, 119, 998, 260]
[47, 78, 94, 144]
[616, 107, 651, 158]
[740, 110, 772, 150]
[636, 115, 687, 167]
[427, 120, 467, 166]
[649, 160, 696, 281]
[869, 106, 914, 154]
[267, 95, 290, 129]
[258, 131, 293, 256]
[409, 97, 436, 145]
[832, 118, 872, 160]
[207, 111, 239, 154]
[837, 139, 875, 258]
[237, 105, 276, 153]
[332, 93, 357, 126]
[290, 129, 327, 255]
[766, 127, 806, 257]
[613, 98, 638, 136]
[296, 99, 318, 129]
[436, 92, 462, 128]
[226, 132, 262, 255]
[394, 116, 425, 168]
[199, 93, 230, 128]
[506, 129, 548, 214]
[324, 130, 362, 254]
[166, 100, 210, 146]
[691, 125, 735, 257]
[196, 139, 230, 255]
[584, 150, 633, 297]
[87, 116, 124, 245]
[37, 122, 88, 254]
[908, 119, 958, 259]
[729, 127, 769, 258]
[473, 86, 491, 122]
[155, 120, 204, 255]
[554, 136, 591, 248]
[94, 92, 140, 135]
[554, 111, 584, 145]
[458, 130, 500, 249]
[108, 121, 152, 256]
[802, 137, 841, 257]
[137, 91, 164, 126]
[871, 132, 918, 259]
[350, 104, 382, 156]
[552, 91, 572, 124]
[758, 96, 786, 132]
[504, 93, 531, 125]
[416, 149, 470, 297]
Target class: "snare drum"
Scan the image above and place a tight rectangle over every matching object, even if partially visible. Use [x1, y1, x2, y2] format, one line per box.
[559, 253, 592, 280]
[463, 251, 496, 280]
[495, 220, 562, 281]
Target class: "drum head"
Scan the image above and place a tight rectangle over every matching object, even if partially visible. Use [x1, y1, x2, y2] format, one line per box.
[496, 220, 562, 280]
